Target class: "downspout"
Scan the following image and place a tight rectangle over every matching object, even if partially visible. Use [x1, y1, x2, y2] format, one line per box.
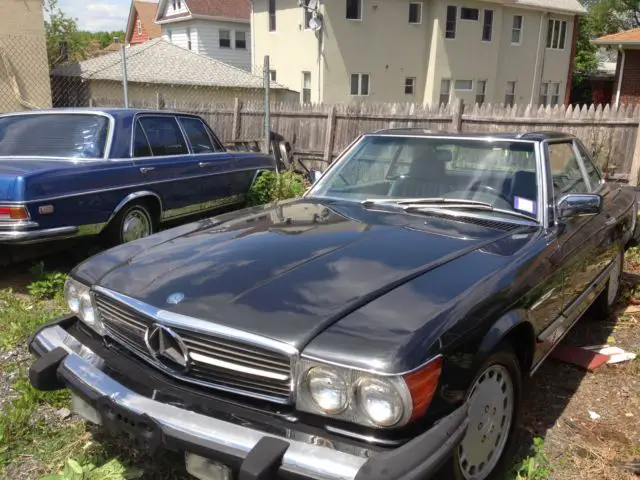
[615, 45, 626, 107]
[531, 11, 548, 105]
[250, 0, 256, 74]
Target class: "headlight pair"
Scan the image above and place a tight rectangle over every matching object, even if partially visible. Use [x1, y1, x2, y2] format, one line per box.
[64, 277, 106, 335]
[297, 360, 414, 428]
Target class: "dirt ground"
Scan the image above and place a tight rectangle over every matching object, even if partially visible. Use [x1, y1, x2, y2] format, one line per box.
[0, 247, 639, 480]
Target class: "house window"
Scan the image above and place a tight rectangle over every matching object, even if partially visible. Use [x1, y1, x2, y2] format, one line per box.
[268, 0, 276, 31]
[405, 77, 416, 95]
[445, 6, 457, 39]
[476, 80, 487, 104]
[167, 29, 172, 42]
[455, 79, 473, 91]
[303, 0, 313, 29]
[439, 78, 451, 105]
[512, 15, 523, 44]
[350, 73, 370, 96]
[409, 3, 422, 24]
[187, 27, 192, 50]
[270, 70, 277, 81]
[235, 31, 247, 49]
[302, 71, 312, 103]
[482, 10, 493, 41]
[547, 19, 567, 49]
[505, 81, 516, 106]
[346, 0, 361, 20]
[219, 30, 231, 48]
[460, 7, 479, 20]
[137, 19, 142, 35]
[540, 82, 561, 105]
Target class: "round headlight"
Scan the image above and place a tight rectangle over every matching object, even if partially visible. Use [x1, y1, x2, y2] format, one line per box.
[358, 377, 405, 427]
[64, 278, 81, 313]
[78, 291, 106, 335]
[306, 367, 349, 414]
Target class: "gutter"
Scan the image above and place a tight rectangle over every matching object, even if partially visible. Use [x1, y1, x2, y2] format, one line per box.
[615, 44, 626, 107]
[531, 11, 548, 104]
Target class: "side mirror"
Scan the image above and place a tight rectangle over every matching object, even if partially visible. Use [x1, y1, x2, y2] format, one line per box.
[308, 168, 323, 184]
[557, 193, 603, 220]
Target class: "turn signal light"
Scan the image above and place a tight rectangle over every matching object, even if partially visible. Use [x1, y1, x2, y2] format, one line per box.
[0, 205, 30, 220]
[404, 355, 443, 422]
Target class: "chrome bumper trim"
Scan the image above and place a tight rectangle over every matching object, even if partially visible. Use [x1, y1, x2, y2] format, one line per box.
[0, 226, 78, 243]
[32, 325, 368, 480]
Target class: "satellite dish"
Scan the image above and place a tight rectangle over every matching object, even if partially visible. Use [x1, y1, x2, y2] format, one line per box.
[307, 0, 318, 10]
[309, 12, 323, 31]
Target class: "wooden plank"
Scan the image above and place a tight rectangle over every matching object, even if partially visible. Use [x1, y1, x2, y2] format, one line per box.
[323, 106, 337, 164]
[628, 125, 640, 186]
[232, 98, 241, 141]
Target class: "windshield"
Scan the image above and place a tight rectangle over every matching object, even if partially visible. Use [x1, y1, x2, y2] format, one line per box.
[0, 114, 109, 159]
[309, 135, 539, 220]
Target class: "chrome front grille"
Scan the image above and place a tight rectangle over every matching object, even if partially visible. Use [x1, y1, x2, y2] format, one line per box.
[93, 292, 294, 403]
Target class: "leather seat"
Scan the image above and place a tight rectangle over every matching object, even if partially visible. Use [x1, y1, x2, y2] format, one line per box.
[390, 150, 453, 198]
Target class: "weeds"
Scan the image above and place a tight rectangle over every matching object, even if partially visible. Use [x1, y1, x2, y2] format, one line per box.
[510, 437, 551, 480]
[246, 169, 309, 206]
[27, 262, 67, 300]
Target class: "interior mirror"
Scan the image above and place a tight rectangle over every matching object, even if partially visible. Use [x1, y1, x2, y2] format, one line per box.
[557, 193, 602, 220]
[309, 169, 323, 184]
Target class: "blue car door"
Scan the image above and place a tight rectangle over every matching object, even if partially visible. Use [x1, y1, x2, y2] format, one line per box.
[177, 116, 256, 211]
[132, 114, 205, 220]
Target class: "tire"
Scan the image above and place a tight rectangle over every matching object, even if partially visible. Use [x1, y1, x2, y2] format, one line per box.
[450, 348, 523, 480]
[106, 202, 155, 246]
[590, 247, 624, 320]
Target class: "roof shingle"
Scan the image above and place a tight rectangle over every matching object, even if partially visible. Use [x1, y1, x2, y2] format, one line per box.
[52, 39, 285, 90]
[186, 0, 249, 19]
[135, 1, 162, 38]
[593, 28, 640, 45]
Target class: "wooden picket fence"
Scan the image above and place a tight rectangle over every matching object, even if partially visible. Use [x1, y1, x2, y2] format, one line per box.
[92, 97, 640, 184]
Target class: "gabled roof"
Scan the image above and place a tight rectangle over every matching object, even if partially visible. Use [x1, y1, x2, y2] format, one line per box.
[593, 28, 640, 46]
[508, 0, 586, 15]
[155, 0, 249, 23]
[125, 0, 162, 43]
[51, 39, 285, 90]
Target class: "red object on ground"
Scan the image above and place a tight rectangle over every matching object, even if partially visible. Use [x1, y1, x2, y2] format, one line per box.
[549, 345, 610, 371]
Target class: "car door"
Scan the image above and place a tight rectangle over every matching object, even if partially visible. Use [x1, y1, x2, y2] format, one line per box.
[132, 114, 205, 220]
[176, 116, 250, 211]
[547, 140, 604, 320]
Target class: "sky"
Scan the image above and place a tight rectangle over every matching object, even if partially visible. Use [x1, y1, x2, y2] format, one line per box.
[57, 0, 132, 32]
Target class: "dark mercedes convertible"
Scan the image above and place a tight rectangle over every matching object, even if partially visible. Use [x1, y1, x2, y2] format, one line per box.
[28, 130, 638, 480]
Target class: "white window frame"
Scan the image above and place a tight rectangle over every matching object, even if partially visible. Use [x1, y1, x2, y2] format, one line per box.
[137, 19, 142, 35]
[547, 18, 568, 50]
[346, 0, 363, 21]
[219, 29, 231, 48]
[482, 9, 493, 42]
[455, 79, 473, 91]
[268, 0, 276, 32]
[405, 77, 416, 95]
[476, 80, 487, 104]
[409, 2, 423, 24]
[511, 15, 523, 45]
[350, 73, 370, 96]
[235, 31, 247, 49]
[302, 71, 312, 103]
[541, 81, 561, 106]
[439, 78, 451, 105]
[270, 70, 277, 82]
[460, 7, 479, 21]
[550, 82, 561, 105]
[187, 27, 192, 50]
[539, 82, 549, 105]
[445, 5, 457, 39]
[505, 81, 516, 106]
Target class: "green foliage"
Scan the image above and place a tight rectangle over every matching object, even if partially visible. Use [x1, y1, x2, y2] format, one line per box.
[247, 169, 309, 206]
[44, 0, 125, 68]
[510, 437, 551, 480]
[27, 262, 67, 300]
[41, 458, 143, 480]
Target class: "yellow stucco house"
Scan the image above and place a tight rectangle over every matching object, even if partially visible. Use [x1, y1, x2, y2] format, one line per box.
[0, 0, 52, 112]
[251, 0, 586, 106]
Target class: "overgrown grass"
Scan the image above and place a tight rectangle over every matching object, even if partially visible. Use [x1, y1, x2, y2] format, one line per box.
[246, 169, 309, 206]
[509, 437, 551, 480]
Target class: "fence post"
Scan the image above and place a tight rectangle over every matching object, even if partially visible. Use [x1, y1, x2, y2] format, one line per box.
[156, 92, 161, 109]
[323, 106, 337, 165]
[120, 44, 129, 108]
[232, 97, 242, 141]
[629, 124, 640, 186]
[450, 98, 464, 133]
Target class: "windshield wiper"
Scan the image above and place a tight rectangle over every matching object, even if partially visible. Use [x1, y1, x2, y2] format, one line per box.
[406, 204, 537, 222]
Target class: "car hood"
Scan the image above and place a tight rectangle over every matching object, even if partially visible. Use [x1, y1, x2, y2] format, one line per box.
[77, 199, 523, 350]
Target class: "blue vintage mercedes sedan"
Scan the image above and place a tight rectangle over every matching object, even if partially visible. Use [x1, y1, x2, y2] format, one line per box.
[0, 109, 275, 249]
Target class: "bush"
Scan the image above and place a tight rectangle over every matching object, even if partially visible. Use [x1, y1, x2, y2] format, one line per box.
[247, 169, 309, 207]
[26, 261, 67, 300]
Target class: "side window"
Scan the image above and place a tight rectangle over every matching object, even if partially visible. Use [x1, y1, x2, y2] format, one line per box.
[133, 122, 152, 157]
[575, 141, 603, 190]
[548, 142, 589, 199]
[179, 117, 216, 154]
[138, 116, 188, 157]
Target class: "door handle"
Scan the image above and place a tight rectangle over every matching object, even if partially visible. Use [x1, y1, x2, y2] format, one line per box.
[140, 167, 155, 174]
[199, 162, 212, 168]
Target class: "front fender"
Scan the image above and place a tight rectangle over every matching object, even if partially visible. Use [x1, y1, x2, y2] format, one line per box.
[475, 310, 535, 370]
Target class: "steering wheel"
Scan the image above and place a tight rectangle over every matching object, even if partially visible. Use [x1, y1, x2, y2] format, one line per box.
[469, 182, 511, 205]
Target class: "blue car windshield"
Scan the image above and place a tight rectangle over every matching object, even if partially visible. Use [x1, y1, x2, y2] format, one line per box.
[0, 114, 109, 159]
[308, 135, 539, 219]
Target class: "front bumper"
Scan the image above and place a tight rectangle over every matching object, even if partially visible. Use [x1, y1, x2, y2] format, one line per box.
[28, 320, 468, 480]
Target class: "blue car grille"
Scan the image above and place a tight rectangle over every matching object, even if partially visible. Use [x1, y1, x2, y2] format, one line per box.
[93, 293, 294, 403]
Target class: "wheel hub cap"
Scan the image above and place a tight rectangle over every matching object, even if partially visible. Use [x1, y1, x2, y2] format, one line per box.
[458, 364, 514, 480]
[122, 210, 151, 243]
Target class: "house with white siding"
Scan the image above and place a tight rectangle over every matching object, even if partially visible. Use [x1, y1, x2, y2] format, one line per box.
[155, 0, 252, 71]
